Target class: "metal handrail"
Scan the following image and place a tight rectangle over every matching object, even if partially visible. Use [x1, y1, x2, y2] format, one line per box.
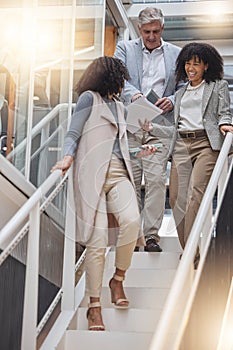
[7, 103, 75, 160]
[0, 170, 67, 265]
[150, 131, 233, 350]
[0, 169, 68, 350]
[0, 102, 77, 349]
[0, 169, 63, 248]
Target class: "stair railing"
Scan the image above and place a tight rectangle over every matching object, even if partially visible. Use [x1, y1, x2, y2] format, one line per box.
[0, 168, 74, 350]
[149, 131, 233, 350]
[7, 103, 72, 161]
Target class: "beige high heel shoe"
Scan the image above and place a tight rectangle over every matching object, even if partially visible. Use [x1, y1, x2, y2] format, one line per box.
[86, 302, 105, 331]
[109, 274, 129, 309]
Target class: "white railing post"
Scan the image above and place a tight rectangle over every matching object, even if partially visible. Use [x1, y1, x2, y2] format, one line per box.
[217, 158, 228, 203]
[200, 204, 212, 253]
[40, 124, 50, 146]
[21, 202, 40, 350]
[61, 172, 76, 311]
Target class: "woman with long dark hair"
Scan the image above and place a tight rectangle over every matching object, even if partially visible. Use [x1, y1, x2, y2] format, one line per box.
[52, 56, 156, 330]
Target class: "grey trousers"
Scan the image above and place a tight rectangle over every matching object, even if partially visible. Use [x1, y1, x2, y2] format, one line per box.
[128, 125, 174, 242]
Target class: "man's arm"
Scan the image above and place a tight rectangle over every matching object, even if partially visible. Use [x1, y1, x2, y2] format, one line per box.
[114, 40, 142, 103]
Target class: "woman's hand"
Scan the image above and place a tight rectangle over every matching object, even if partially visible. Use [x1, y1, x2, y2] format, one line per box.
[220, 125, 233, 136]
[51, 155, 73, 176]
[136, 144, 157, 158]
[138, 118, 153, 132]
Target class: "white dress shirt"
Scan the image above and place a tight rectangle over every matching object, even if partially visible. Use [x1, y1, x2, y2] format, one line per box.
[178, 80, 205, 131]
[141, 38, 165, 98]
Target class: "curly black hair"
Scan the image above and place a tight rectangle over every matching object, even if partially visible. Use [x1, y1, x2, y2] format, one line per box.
[175, 42, 223, 85]
[75, 56, 130, 97]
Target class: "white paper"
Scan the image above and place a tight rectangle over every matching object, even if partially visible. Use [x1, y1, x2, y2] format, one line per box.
[126, 97, 163, 133]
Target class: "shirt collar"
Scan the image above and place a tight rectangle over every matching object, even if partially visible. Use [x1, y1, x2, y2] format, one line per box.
[141, 38, 165, 52]
[187, 80, 205, 90]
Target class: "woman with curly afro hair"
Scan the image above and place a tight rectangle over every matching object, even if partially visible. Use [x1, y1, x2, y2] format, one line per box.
[169, 42, 233, 268]
[52, 56, 156, 331]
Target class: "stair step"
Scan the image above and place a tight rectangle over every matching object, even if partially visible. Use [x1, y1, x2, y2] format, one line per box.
[64, 330, 153, 350]
[159, 236, 181, 252]
[75, 308, 161, 332]
[108, 236, 181, 254]
[105, 251, 181, 270]
[80, 285, 170, 309]
[61, 237, 180, 350]
[102, 268, 177, 288]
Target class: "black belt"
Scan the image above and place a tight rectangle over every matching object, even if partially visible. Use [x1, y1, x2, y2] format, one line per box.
[179, 130, 207, 139]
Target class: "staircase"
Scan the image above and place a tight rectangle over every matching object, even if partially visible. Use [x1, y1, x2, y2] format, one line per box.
[1, 129, 231, 349]
[56, 217, 182, 350]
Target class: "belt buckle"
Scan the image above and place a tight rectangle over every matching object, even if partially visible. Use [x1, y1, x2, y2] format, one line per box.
[187, 132, 196, 138]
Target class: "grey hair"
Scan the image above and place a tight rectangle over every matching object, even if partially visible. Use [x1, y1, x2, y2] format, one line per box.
[138, 7, 164, 28]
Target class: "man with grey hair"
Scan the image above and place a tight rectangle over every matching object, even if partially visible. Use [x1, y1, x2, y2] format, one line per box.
[114, 7, 181, 252]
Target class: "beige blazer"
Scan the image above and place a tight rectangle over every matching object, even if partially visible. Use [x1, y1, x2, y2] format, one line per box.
[173, 79, 233, 151]
[73, 91, 135, 244]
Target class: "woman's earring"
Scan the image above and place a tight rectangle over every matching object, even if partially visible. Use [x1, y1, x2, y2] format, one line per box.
[114, 93, 121, 101]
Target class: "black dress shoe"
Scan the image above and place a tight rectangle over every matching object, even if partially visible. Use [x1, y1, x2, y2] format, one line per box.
[144, 238, 162, 252]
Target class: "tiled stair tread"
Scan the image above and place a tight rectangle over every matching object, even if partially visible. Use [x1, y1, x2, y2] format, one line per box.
[64, 330, 153, 350]
[75, 308, 161, 332]
[105, 251, 180, 269]
[102, 268, 177, 288]
[80, 286, 170, 309]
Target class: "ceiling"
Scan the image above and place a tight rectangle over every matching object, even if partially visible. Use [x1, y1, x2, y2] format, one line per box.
[106, 0, 233, 85]
[124, 1, 233, 42]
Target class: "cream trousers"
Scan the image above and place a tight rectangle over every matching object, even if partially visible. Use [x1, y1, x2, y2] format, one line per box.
[85, 155, 140, 297]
